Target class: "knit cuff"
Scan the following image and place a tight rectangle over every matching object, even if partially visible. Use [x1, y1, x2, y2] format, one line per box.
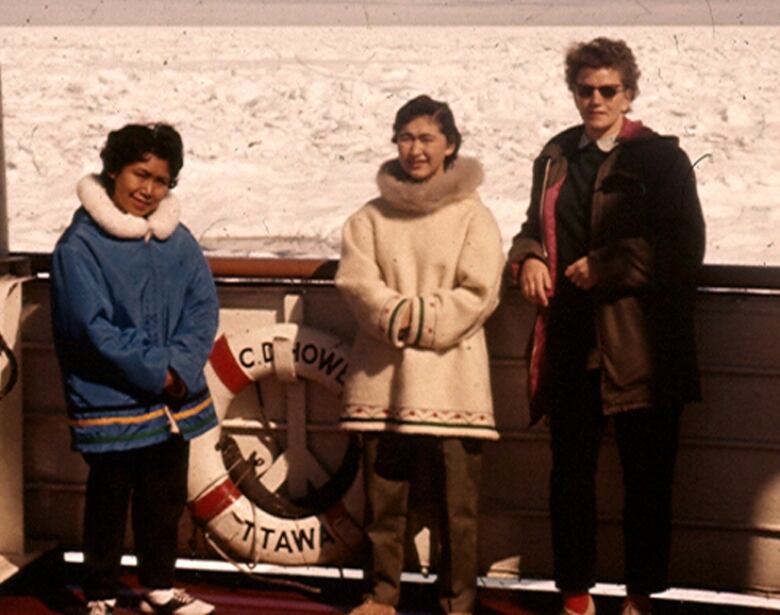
[381, 297, 411, 348]
[405, 296, 423, 347]
[411, 295, 436, 349]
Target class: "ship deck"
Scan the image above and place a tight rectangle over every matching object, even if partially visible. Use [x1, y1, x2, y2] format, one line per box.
[1, 551, 778, 614]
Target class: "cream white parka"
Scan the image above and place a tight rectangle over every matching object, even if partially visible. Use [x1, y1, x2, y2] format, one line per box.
[336, 157, 504, 439]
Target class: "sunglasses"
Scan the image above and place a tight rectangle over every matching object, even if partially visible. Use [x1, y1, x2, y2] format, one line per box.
[575, 83, 624, 99]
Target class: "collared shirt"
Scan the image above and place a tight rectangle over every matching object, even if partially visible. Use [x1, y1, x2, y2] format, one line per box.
[578, 131, 619, 153]
[547, 131, 610, 373]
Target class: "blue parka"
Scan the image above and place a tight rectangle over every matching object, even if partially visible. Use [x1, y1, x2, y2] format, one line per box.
[51, 175, 219, 453]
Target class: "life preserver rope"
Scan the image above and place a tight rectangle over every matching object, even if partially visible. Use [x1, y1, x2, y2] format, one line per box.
[187, 323, 363, 566]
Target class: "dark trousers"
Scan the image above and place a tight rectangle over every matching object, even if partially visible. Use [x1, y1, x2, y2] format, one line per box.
[548, 370, 681, 595]
[363, 433, 482, 614]
[81, 437, 189, 601]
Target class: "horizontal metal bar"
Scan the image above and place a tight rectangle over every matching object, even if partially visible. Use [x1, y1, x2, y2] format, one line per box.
[59, 552, 780, 609]
[675, 436, 780, 453]
[24, 347, 779, 382]
[23, 412, 780, 453]
[223, 419, 780, 452]
[490, 357, 526, 368]
[493, 358, 780, 379]
[699, 364, 780, 378]
[212, 421, 542, 440]
[21, 342, 780, 381]
[493, 358, 780, 378]
[221, 418, 341, 433]
[16, 252, 780, 291]
[490, 428, 780, 453]
[29, 481, 780, 536]
[25, 482, 84, 493]
[495, 424, 780, 452]
[481, 508, 780, 536]
[20, 341, 54, 352]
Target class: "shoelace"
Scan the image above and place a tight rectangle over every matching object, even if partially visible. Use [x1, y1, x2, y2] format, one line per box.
[169, 588, 196, 606]
[87, 601, 112, 615]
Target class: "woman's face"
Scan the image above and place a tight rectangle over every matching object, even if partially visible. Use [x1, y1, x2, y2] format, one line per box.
[109, 154, 171, 218]
[573, 67, 633, 140]
[396, 115, 456, 182]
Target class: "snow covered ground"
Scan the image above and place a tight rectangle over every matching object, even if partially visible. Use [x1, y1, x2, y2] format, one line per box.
[0, 24, 778, 265]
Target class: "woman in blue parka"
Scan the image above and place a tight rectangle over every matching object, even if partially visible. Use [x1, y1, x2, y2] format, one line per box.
[51, 123, 218, 615]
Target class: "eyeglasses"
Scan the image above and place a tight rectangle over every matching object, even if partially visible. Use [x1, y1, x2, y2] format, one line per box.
[575, 83, 624, 99]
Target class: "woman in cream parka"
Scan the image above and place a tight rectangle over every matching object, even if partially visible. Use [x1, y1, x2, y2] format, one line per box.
[336, 95, 504, 615]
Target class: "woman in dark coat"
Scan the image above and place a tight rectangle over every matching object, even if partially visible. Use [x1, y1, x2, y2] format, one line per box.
[509, 38, 705, 615]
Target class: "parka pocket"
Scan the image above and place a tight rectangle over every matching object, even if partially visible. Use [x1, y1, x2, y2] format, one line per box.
[596, 296, 653, 407]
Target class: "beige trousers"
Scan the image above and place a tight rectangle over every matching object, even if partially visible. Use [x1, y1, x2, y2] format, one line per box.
[362, 433, 482, 614]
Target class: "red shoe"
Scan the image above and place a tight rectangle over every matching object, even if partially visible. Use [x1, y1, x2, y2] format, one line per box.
[560, 594, 596, 615]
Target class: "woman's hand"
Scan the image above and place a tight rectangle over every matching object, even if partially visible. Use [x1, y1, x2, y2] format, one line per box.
[164, 369, 187, 399]
[565, 256, 598, 290]
[520, 258, 552, 307]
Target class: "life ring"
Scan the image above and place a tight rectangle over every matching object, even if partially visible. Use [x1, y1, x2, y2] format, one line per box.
[188, 323, 363, 566]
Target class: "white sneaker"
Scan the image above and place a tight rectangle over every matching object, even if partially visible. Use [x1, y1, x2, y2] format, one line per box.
[140, 588, 215, 614]
[85, 598, 116, 615]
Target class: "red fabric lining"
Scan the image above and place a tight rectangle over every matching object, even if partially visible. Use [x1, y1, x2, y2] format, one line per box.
[617, 117, 653, 142]
[529, 175, 565, 405]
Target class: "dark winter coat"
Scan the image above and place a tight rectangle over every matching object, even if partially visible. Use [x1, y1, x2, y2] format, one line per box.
[509, 119, 705, 424]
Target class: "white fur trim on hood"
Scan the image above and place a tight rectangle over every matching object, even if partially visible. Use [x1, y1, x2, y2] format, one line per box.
[76, 174, 181, 241]
[376, 156, 484, 214]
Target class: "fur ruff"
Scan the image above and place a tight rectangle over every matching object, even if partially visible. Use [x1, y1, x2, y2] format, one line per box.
[376, 156, 484, 214]
[76, 174, 181, 241]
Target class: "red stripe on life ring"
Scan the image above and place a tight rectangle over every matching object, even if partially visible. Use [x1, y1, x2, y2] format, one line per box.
[209, 334, 252, 395]
[191, 477, 242, 523]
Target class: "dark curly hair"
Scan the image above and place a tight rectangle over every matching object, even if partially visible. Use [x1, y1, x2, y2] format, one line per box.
[565, 37, 641, 99]
[391, 95, 461, 169]
[99, 123, 184, 194]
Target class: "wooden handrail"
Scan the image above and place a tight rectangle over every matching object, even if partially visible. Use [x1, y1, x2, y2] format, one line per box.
[697, 264, 780, 291]
[17, 252, 780, 291]
[207, 256, 338, 280]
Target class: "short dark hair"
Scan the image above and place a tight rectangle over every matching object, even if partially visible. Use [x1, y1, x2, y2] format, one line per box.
[391, 95, 461, 169]
[565, 37, 641, 99]
[99, 123, 184, 193]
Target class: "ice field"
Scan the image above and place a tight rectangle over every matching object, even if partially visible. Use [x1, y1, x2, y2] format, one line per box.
[1, 22, 778, 265]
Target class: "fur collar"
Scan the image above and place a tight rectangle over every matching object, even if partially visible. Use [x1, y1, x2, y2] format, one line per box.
[376, 156, 484, 214]
[76, 174, 180, 241]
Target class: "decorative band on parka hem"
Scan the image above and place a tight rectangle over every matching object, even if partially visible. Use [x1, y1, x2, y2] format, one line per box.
[68, 389, 218, 453]
[340, 403, 499, 440]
